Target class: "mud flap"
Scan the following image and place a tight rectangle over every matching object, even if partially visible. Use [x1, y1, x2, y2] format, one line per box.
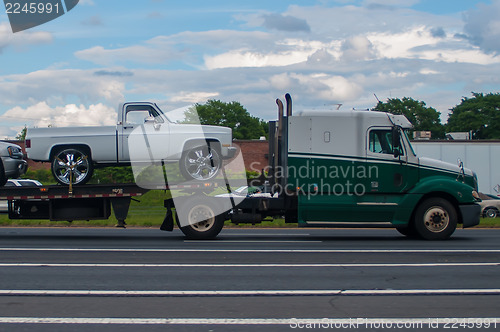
[160, 198, 175, 231]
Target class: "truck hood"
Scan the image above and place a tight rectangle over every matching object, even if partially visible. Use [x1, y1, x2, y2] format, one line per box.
[419, 157, 474, 177]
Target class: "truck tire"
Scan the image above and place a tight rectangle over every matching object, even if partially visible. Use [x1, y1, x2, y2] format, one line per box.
[395, 226, 417, 238]
[0, 159, 7, 187]
[177, 198, 224, 239]
[413, 197, 457, 240]
[179, 145, 222, 181]
[51, 147, 94, 185]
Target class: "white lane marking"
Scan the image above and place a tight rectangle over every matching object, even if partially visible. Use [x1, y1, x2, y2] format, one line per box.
[0, 262, 499, 268]
[1, 289, 500, 297]
[184, 240, 323, 243]
[0, 317, 499, 325]
[1, 248, 500, 253]
[223, 233, 311, 236]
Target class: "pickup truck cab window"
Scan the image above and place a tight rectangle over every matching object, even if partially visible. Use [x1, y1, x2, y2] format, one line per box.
[369, 129, 404, 156]
[125, 105, 164, 125]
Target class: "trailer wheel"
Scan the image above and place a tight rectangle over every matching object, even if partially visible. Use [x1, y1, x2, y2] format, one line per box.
[413, 197, 457, 240]
[177, 198, 224, 239]
[179, 145, 221, 181]
[51, 147, 94, 185]
[0, 160, 7, 187]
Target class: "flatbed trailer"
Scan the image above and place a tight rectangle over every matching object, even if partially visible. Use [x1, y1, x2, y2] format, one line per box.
[0, 182, 223, 236]
[0, 183, 149, 225]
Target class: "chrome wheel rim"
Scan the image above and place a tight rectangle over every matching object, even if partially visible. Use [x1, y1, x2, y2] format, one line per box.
[184, 147, 220, 180]
[53, 150, 90, 185]
[423, 206, 449, 233]
[486, 209, 497, 218]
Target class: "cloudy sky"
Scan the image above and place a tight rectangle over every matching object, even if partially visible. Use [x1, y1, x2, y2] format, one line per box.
[0, 0, 499, 138]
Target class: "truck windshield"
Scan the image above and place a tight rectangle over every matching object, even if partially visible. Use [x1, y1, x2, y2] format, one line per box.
[403, 130, 416, 156]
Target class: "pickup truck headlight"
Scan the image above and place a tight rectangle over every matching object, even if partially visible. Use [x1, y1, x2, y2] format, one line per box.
[7, 146, 23, 159]
[472, 190, 481, 201]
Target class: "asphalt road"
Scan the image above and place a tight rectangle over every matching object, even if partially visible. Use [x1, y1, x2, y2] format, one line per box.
[0, 227, 499, 331]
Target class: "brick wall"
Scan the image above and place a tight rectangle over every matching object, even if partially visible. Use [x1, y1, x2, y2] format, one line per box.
[233, 140, 269, 173]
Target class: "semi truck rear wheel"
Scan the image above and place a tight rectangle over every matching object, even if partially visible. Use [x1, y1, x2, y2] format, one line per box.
[413, 197, 457, 240]
[177, 198, 224, 239]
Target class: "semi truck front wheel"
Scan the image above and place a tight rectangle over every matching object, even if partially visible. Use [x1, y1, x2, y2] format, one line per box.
[413, 197, 457, 240]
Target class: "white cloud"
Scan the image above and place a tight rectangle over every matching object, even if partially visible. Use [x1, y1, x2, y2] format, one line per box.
[362, 0, 420, 8]
[269, 72, 363, 102]
[464, 0, 500, 54]
[75, 45, 171, 66]
[170, 91, 220, 103]
[0, 69, 126, 106]
[367, 26, 436, 59]
[205, 48, 310, 69]
[341, 35, 376, 60]
[75, 30, 275, 67]
[0, 22, 52, 53]
[261, 13, 311, 32]
[1, 102, 117, 128]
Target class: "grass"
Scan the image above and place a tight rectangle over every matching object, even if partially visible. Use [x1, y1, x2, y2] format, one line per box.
[474, 217, 500, 228]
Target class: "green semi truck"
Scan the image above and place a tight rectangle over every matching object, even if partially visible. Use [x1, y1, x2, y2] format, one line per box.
[176, 94, 481, 240]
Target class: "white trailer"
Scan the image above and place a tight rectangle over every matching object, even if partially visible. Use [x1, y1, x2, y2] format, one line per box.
[412, 141, 500, 196]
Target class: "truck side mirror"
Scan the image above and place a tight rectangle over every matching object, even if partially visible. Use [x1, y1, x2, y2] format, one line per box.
[392, 127, 401, 158]
[145, 116, 161, 130]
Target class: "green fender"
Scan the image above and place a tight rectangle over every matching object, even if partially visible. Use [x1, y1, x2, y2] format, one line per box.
[392, 176, 476, 226]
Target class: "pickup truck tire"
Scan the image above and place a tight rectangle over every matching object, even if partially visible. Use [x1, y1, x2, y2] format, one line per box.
[180, 145, 222, 181]
[177, 198, 224, 239]
[51, 147, 94, 185]
[413, 197, 457, 240]
[483, 207, 498, 218]
[0, 160, 7, 187]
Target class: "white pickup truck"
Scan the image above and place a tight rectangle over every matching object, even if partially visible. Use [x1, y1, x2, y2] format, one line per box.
[26, 102, 236, 185]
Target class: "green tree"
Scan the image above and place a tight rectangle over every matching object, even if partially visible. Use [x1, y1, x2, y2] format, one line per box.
[374, 97, 445, 139]
[16, 126, 27, 141]
[446, 92, 500, 139]
[184, 100, 267, 140]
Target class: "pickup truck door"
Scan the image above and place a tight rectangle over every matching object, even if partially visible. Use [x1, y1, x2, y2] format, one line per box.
[119, 105, 170, 162]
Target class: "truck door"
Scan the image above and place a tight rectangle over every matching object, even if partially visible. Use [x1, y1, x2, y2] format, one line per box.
[356, 127, 417, 221]
[119, 104, 170, 162]
[367, 128, 410, 190]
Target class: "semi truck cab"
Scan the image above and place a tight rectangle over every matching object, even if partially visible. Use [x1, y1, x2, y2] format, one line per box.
[227, 94, 481, 240]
